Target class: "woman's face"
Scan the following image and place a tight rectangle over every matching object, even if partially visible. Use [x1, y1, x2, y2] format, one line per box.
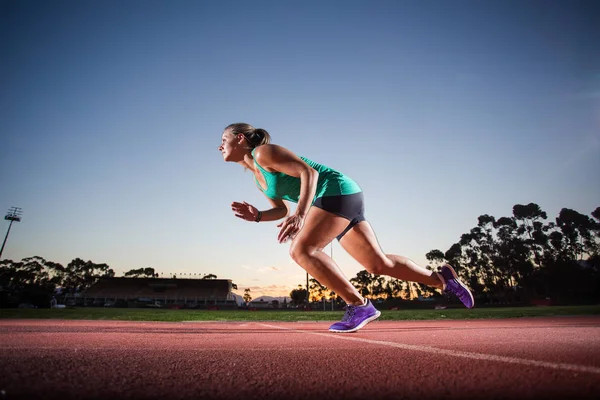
[218, 130, 243, 162]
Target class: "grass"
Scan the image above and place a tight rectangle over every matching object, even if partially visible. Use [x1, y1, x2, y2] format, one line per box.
[1, 305, 599, 322]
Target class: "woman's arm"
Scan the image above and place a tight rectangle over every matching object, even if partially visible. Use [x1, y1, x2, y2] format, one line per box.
[231, 197, 289, 222]
[253, 144, 319, 242]
[254, 144, 318, 217]
[261, 197, 290, 221]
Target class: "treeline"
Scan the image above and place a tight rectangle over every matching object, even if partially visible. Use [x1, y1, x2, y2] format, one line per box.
[2, 203, 598, 308]
[436, 204, 600, 305]
[0, 258, 235, 308]
[0, 257, 114, 307]
[305, 204, 600, 306]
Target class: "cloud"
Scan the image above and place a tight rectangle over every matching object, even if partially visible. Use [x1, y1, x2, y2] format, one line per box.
[287, 273, 306, 281]
[232, 284, 296, 298]
[244, 264, 284, 274]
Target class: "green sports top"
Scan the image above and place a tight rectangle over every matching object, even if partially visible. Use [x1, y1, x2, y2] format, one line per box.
[251, 148, 361, 203]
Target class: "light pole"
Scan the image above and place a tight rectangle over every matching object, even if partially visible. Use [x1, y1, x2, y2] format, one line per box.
[0, 207, 22, 259]
[306, 271, 309, 306]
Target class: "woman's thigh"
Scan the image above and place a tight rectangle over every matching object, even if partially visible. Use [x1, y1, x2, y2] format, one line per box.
[292, 206, 349, 251]
[338, 221, 390, 270]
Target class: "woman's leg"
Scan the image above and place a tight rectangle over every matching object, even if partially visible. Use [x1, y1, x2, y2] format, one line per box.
[339, 221, 444, 289]
[289, 206, 365, 306]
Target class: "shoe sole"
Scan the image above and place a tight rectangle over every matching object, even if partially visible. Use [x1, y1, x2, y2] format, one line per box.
[442, 264, 475, 309]
[328, 310, 382, 333]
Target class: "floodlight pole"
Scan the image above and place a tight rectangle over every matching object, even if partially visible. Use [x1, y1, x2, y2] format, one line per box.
[0, 207, 22, 259]
[306, 272, 309, 306]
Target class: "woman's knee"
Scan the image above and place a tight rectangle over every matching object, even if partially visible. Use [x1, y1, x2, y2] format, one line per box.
[289, 241, 319, 264]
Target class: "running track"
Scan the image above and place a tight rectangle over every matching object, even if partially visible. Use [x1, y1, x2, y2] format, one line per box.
[1, 316, 599, 400]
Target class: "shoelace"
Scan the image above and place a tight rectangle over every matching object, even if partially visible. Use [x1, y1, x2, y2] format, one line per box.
[341, 305, 356, 322]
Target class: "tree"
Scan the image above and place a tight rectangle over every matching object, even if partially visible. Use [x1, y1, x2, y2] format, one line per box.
[513, 203, 547, 266]
[402, 282, 412, 300]
[383, 278, 404, 299]
[0, 257, 65, 307]
[590, 207, 600, 258]
[328, 289, 341, 303]
[350, 270, 374, 297]
[426, 250, 445, 267]
[124, 267, 157, 278]
[290, 285, 307, 306]
[62, 258, 114, 294]
[309, 278, 327, 301]
[555, 208, 597, 260]
[432, 204, 600, 305]
[444, 243, 463, 268]
[243, 288, 252, 304]
[370, 275, 386, 299]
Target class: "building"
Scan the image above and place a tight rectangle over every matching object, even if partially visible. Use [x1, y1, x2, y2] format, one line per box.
[70, 277, 236, 309]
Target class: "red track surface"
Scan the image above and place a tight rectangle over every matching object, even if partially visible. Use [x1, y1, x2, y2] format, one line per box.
[1, 316, 599, 400]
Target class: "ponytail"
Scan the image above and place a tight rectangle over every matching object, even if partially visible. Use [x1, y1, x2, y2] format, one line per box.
[225, 123, 272, 148]
[247, 128, 271, 146]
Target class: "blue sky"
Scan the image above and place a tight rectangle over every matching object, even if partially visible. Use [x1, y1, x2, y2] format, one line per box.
[1, 0, 599, 298]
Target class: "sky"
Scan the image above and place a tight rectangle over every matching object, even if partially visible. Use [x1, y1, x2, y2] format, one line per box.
[1, 0, 599, 298]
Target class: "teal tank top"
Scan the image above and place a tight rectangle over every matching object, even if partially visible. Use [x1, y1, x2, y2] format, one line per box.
[251, 148, 361, 203]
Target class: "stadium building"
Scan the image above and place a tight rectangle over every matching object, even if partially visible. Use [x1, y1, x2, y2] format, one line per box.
[68, 277, 237, 309]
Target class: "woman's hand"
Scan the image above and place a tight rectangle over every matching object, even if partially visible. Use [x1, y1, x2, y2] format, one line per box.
[231, 201, 259, 222]
[277, 214, 305, 243]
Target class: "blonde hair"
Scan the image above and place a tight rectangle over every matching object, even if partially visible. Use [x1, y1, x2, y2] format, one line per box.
[225, 123, 271, 148]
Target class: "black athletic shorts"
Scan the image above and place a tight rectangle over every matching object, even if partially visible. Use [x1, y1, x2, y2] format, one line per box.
[313, 192, 365, 241]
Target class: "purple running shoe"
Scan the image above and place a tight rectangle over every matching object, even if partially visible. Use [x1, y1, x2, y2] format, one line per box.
[439, 264, 474, 308]
[329, 299, 381, 333]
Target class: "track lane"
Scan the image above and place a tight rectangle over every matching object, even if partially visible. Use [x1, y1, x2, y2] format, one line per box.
[0, 317, 598, 400]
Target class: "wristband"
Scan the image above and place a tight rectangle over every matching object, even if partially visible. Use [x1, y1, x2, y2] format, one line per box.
[255, 211, 262, 222]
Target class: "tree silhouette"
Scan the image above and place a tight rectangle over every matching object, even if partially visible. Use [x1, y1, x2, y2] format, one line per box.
[513, 203, 547, 267]
[556, 208, 597, 260]
[2, 203, 598, 308]
[0, 256, 114, 307]
[350, 270, 374, 297]
[289, 285, 307, 305]
[62, 258, 114, 294]
[124, 267, 157, 278]
[309, 278, 327, 301]
[426, 250, 445, 267]
[243, 288, 252, 304]
[426, 204, 600, 304]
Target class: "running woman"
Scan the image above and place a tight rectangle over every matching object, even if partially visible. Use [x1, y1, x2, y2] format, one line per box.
[218, 123, 474, 333]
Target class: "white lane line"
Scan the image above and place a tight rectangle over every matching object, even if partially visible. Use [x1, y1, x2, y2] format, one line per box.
[258, 323, 600, 375]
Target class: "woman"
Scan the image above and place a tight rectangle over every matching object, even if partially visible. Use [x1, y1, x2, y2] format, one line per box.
[219, 123, 474, 333]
